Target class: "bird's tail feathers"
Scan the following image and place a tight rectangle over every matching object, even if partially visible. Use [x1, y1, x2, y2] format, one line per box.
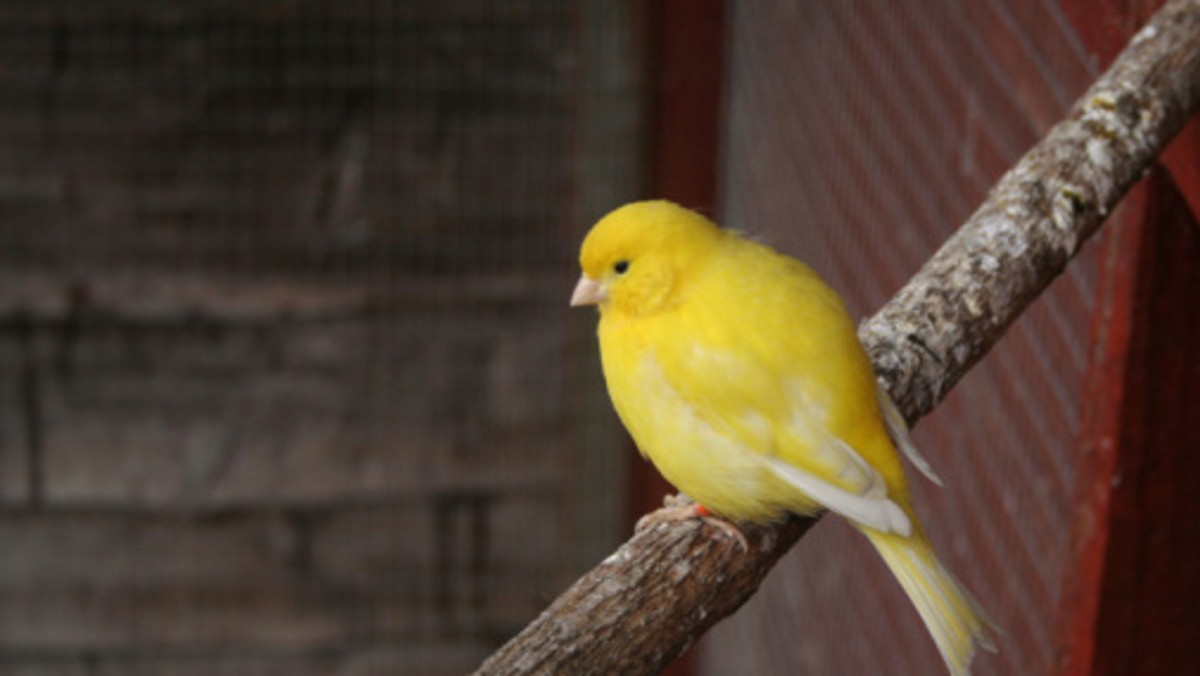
[865, 529, 997, 676]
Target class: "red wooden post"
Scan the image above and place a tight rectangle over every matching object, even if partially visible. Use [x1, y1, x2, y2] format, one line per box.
[631, 2, 725, 674]
[630, 0, 726, 532]
[1058, 1, 1200, 672]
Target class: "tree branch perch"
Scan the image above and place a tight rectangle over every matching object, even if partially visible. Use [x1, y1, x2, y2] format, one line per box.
[476, 1, 1200, 673]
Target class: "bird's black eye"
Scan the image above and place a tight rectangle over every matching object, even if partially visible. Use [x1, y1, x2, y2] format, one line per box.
[614, 260, 630, 274]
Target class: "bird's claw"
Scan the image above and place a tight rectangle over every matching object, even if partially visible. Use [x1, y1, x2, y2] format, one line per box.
[635, 496, 749, 552]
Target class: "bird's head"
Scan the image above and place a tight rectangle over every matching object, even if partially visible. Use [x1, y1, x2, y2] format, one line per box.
[571, 200, 724, 318]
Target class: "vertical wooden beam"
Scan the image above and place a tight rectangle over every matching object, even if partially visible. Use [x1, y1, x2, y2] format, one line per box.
[1091, 171, 1200, 675]
[648, 0, 726, 212]
[1058, 182, 1147, 675]
[634, 3, 725, 674]
[631, 0, 726, 526]
[1057, 1, 1200, 672]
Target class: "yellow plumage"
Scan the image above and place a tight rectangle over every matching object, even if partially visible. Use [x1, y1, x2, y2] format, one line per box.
[571, 200, 995, 675]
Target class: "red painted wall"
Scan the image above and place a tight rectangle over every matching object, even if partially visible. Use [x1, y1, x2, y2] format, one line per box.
[1057, 5, 1200, 675]
[641, 1, 1198, 673]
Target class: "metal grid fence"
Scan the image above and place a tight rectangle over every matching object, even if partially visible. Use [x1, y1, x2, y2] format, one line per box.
[706, 2, 1100, 673]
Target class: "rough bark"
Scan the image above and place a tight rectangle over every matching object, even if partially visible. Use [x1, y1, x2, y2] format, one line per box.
[475, 1, 1200, 673]
[861, 0, 1200, 422]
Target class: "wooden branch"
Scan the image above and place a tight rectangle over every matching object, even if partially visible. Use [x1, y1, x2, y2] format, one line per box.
[476, 2, 1200, 674]
[861, 0, 1200, 423]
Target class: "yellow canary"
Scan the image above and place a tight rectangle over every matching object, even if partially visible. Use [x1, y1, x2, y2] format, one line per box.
[571, 200, 995, 675]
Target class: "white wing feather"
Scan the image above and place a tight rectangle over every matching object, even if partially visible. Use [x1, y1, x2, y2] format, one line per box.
[877, 385, 943, 486]
[764, 446, 912, 535]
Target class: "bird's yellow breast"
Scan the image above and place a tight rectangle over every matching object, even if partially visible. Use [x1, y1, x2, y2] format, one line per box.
[599, 315, 814, 520]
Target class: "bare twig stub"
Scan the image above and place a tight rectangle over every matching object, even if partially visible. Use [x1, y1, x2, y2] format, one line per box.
[476, 1, 1200, 674]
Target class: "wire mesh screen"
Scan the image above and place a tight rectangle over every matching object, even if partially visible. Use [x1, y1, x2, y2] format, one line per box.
[0, 2, 642, 673]
[706, 2, 1100, 674]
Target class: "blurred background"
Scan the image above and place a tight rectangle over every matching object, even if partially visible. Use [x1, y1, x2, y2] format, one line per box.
[0, 1, 1196, 675]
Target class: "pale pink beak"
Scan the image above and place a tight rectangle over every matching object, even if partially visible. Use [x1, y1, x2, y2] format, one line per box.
[570, 275, 607, 306]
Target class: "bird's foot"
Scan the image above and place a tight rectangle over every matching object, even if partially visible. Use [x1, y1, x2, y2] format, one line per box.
[636, 495, 749, 552]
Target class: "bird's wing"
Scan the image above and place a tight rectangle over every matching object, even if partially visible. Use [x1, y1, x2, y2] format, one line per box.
[764, 455, 911, 534]
[663, 341, 911, 534]
[877, 385, 942, 486]
[768, 394, 912, 534]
